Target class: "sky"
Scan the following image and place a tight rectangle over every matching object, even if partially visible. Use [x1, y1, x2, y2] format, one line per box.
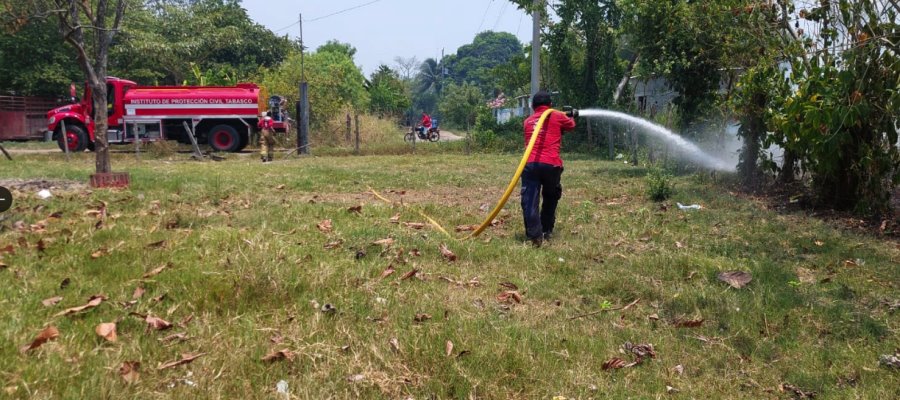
[242, 0, 534, 76]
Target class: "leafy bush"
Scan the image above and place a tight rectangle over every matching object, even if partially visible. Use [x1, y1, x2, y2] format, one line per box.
[646, 168, 674, 201]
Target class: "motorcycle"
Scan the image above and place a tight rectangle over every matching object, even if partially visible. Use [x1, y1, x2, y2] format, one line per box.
[404, 125, 440, 142]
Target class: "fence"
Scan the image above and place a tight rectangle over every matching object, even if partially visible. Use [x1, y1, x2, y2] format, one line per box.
[0, 95, 58, 141]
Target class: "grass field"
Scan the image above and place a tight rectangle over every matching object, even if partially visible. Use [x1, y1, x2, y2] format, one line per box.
[1, 149, 898, 399]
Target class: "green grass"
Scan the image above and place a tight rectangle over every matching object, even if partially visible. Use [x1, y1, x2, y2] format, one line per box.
[1, 150, 898, 399]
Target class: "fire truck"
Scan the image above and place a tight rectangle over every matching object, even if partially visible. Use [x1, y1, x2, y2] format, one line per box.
[46, 77, 268, 153]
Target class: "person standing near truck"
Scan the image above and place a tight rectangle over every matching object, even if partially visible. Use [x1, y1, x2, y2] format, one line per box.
[521, 91, 576, 247]
[257, 112, 275, 162]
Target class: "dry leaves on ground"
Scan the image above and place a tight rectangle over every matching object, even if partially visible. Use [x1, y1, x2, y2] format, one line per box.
[402, 222, 426, 230]
[454, 224, 477, 232]
[379, 265, 395, 280]
[389, 213, 401, 224]
[132, 286, 145, 299]
[602, 357, 628, 370]
[157, 352, 204, 370]
[261, 349, 296, 362]
[347, 205, 363, 214]
[400, 268, 419, 281]
[780, 383, 817, 399]
[142, 263, 171, 279]
[19, 326, 59, 354]
[414, 313, 432, 323]
[159, 332, 190, 343]
[41, 296, 63, 307]
[95, 322, 118, 342]
[119, 361, 140, 384]
[316, 219, 333, 233]
[90, 248, 108, 259]
[373, 238, 394, 247]
[146, 240, 166, 249]
[145, 315, 173, 331]
[324, 239, 344, 249]
[445, 340, 454, 357]
[54, 295, 106, 317]
[673, 318, 705, 328]
[389, 337, 400, 352]
[497, 290, 523, 304]
[718, 271, 752, 289]
[439, 243, 457, 262]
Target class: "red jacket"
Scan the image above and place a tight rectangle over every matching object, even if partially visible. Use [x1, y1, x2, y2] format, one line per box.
[258, 117, 274, 130]
[523, 105, 576, 167]
[420, 114, 432, 128]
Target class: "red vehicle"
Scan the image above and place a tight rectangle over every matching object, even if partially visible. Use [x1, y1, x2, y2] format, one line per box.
[46, 77, 264, 153]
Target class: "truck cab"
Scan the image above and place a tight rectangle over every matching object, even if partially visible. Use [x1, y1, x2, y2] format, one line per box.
[46, 77, 136, 152]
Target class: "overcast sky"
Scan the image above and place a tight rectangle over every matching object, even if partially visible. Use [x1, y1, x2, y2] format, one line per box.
[242, 0, 533, 76]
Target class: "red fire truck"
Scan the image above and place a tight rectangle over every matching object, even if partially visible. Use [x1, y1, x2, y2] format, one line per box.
[46, 77, 265, 153]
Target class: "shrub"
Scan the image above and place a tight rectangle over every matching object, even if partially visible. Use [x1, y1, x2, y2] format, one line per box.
[646, 168, 674, 201]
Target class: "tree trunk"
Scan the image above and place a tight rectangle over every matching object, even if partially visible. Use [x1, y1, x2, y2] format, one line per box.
[778, 149, 796, 184]
[92, 81, 111, 173]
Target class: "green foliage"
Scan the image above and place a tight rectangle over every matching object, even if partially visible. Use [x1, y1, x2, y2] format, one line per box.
[438, 82, 484, 129]
[0, 18, 82, 96]
[733, 63, 789, 186]
[645, 167, 674, 201]
[261, 49, 369, 128]
[470, 106, 522, 153]
[443, 31, 523, 93]
[769, 0, 899, 213]
[367, 65, 411, 119]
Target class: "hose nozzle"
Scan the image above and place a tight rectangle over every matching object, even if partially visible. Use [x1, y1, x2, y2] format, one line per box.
[562, 106, 579, 118]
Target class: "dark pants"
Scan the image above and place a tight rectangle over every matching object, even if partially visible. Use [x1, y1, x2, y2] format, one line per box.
[520, 162, 563, 240]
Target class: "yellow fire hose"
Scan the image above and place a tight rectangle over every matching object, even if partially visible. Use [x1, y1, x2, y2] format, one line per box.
[370, 107, 558, 240]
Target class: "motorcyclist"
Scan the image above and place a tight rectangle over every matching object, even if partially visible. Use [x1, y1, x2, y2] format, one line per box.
[417, 112, 432, 139]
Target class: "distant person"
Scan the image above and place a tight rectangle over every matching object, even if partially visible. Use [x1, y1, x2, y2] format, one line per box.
[521, 91, 576, 246]
[257, 112, 275, 162]
[418, 112, 432, 138]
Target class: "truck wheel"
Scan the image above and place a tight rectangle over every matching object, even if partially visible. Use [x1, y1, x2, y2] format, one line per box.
[57, 124, 89, 153]
[208, 124, 240, 152]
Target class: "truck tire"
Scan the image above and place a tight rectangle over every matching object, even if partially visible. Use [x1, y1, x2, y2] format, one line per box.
[57, 124, 89, 153]
[208, 124, 240, 152]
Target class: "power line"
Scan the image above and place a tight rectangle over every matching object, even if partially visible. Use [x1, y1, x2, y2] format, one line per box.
[492, 1, 510, 31]
[476, 0, 495, 34]
[306, 0, 386, 23]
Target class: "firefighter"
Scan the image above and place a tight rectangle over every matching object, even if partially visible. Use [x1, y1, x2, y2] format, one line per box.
[257, 112, 275, 162]
[521, 91, 576, 247]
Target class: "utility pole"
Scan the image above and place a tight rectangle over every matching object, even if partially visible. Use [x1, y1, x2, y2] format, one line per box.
[530, 0, 541, 110]
[297, 12, 309, 155]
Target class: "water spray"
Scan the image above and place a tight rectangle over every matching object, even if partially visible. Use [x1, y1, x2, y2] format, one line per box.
[565, 108, 735, 172]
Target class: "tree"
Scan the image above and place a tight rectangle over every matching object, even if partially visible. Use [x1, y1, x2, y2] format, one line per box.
[3, 0, 127, 174]
[367, 65, 411, 118]
[262, 46, 368, 129]
[412, 57, 443, 113]
[0, 17, 82, 96]
[439, 82, 483, 129]
[393, 56, 420, 81]
[443, 31, 523, 93]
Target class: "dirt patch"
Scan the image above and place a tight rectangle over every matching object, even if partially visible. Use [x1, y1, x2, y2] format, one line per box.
[0, 178, 88, 193]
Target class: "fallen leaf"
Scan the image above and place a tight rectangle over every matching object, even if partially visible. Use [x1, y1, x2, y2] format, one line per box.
[142, 263, 171, 278]
[275, 184, 286, 190]
[497, 290, 523, 304]
[673, 364, 684, 375]
[454, 224, 477, 232]
[624, 342, 657, 362]
[151, 293, 167, 303]
[400, 268, 419, 281]
[389, 337, 400, 352]
[36, 239, 46, 252]
[316, 219, 333, 233]
[146, 240, 166, 249]
[439, 243, 457, 262]
[95, 322, 118, 342]
[90, 248, 108, 259]
[132, 286, 145, 299]
[780, 383, 817, 399]
[414, 313, 432, 322]
[59, 278, 70, 289]
[347, 374, 366, 383]
[323, 240, 344, 249]
[145, 315, 173, 331]
[389, 213, 400, 224]
[402, 222, 426, 230]
[180, 314, 194, 326]
[673, 318, 704, 328]
[373, 237, 394, 247]
[675, 241, 685, 249]
[347, 205, 362, 214]
[445, 340, 454, 357]
[118, 361, 140, 384]
[602, 357, 627, 370]
[261, 349, 296, 362]
[409, 249, 421, 257]
[157, 352, 204, 370]
[379, 265, 396, 280]
[814, 240, 824, 247]
[19, 326, 59, 353]
[648, 313, 660, 321]
[159, 332, 190, 343]
[41, 296, 63, 307]
[666, 385, 680, 394]
[457, 350, 471, 358]
[0, 244, 15, 255]
[54, 295, 106, 317]
[717, 271, 752, 289]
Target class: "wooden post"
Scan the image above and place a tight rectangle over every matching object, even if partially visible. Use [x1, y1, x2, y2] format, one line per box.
[354, 113, 360, 155]
[182, 122, 204, 160]
[346, 113, 352, 144]
[0, 143, 11, 160]
[61, 120, 70, 162]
